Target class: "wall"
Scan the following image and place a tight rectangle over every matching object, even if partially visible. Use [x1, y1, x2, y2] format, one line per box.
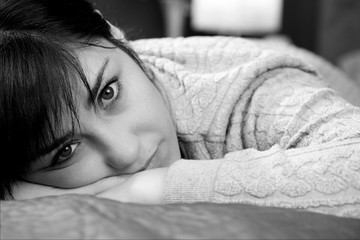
[317, 0, 360, 63]
[88, 0, 164, 40]
[88, 0, 360, 65]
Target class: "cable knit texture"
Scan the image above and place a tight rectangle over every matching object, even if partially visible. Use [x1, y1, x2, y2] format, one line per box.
[130, 37, 360, 219]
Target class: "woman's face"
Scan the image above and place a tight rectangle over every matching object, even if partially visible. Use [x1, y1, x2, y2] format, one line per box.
[24, 40, 181, 188]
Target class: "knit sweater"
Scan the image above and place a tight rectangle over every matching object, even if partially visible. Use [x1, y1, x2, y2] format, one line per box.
[131, 37, 360, 219]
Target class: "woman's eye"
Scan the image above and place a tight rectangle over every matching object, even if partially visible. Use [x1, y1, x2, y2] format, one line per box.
[58, 143, 78, 161]
[99, 81, 119, 107]
[102, 85, 115, 100]
[48, 142, 80, 169]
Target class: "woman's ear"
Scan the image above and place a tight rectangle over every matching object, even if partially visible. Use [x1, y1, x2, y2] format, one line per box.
[94, 9, 127, 41]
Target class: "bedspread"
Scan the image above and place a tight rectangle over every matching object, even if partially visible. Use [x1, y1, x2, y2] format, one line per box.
[1, 195, 360, 239]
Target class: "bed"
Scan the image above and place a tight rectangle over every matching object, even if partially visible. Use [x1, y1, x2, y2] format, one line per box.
[1, 38, 360, 239]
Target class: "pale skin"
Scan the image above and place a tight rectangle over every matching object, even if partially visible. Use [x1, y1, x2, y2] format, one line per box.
[12, 39, 182, 204]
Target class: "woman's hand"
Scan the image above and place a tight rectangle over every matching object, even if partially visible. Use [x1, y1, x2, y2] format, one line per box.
[12, 174, 131, 200]
[96, 168, 168, 204]
[12, 168, 168, 205]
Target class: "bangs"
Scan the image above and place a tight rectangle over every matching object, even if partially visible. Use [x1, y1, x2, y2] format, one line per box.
[0, 32, 90, 181]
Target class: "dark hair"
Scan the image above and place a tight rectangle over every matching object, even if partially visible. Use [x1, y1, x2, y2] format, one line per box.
[0, 0, 144, 199]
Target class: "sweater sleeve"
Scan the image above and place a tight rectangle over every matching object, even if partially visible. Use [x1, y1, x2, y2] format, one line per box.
[163, 68, 360, 218]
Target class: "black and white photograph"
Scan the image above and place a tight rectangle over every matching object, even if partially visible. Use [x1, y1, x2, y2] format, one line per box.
[1, 0, 360, 239]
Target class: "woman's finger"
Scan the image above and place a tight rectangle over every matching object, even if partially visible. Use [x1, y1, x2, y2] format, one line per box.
[12, 175, 132, 200]
[12, 181, 60, 200]
[71, 174, 132, 195]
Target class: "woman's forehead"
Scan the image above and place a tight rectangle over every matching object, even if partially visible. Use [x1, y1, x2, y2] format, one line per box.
[75, 43, 115, 76]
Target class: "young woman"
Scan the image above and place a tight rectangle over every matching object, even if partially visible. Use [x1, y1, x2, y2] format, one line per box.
[1, 0, 359, 218]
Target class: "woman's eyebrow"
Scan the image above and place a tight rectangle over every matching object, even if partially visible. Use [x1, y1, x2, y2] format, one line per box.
[87, 57, 110, 107]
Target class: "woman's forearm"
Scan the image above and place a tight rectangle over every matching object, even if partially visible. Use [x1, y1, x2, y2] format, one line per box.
[163, 139, 360, 219]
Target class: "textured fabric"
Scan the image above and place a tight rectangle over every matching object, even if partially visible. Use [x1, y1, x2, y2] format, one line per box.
[3, 195, 360, 239]
[251, 37, 360, 107]
[130, 36, 360, 219]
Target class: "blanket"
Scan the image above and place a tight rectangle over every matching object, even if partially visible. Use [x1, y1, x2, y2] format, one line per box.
[1, 195, 360, 239]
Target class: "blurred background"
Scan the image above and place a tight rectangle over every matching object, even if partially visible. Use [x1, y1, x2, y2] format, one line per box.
[88, 0, 360, 84]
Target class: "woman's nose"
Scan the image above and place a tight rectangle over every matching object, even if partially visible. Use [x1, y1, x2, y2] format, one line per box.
[88, 121, 141, 170]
